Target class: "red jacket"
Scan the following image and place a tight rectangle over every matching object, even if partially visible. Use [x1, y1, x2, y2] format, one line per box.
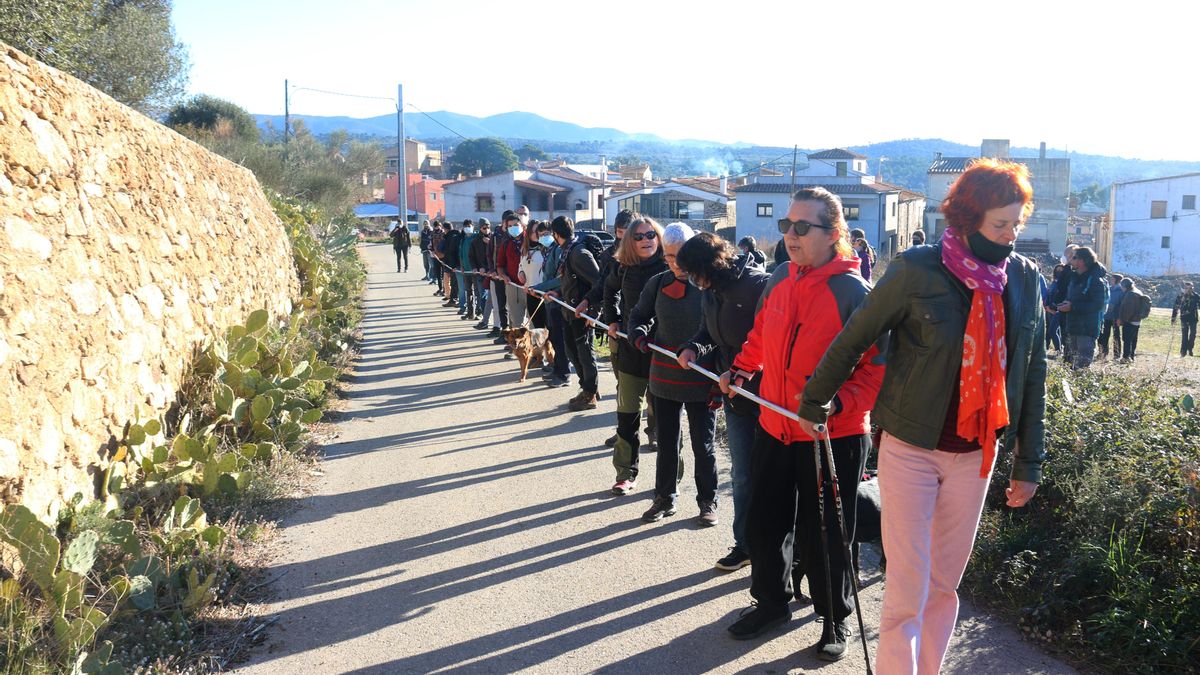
[500, 238, 522, 280]
[733, 256, 884, 443]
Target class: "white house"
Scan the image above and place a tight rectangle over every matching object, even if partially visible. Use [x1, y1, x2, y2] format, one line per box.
[734, 149, 914, 257]
[1100, 172, 1200, 276]
[605, 176, 735, 233]
[443, 166, 610, 227]
[925, 139, 1070, 257]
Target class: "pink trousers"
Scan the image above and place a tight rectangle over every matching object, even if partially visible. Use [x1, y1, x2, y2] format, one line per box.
[876, 432, 996, 675]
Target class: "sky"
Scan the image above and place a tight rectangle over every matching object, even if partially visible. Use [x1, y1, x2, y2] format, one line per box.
[173, 0, 1198, 161]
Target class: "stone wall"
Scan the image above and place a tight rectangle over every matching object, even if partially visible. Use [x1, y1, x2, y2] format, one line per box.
[0, 43, 300, 520]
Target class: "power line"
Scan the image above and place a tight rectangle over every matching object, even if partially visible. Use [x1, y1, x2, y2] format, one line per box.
[290, 84, 395, 104]
[405, 103, 469, 141]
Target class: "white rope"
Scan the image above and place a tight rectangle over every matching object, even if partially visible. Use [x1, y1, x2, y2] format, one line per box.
[444, 265, 803, 422]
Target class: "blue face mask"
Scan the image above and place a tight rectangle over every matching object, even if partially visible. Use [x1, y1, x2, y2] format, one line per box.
[508, 225, 522, 238]
[538, 235, 554, 248]
[463, 226, 474, 234]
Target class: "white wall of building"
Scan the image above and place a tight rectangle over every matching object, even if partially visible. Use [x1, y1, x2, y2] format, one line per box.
[1110, 174, 1200, 276]
[442, 171, 526, 223]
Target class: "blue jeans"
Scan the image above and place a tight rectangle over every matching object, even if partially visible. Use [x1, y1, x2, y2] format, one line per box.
[546, 303, 571, 378]
[724, 400, 757, 554]
[456, 272, 467, 308]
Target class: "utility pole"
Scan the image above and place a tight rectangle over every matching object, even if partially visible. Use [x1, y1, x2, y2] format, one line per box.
[283, 79, 289, 153]
[397, 84, 408, 228]
[789, 145, 799, 195]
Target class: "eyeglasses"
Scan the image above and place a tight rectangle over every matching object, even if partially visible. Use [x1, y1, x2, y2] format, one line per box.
[777, 218, 833, 236]
[632, 231, 658, 241]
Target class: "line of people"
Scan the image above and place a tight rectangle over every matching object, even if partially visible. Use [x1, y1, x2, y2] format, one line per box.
[398, 158, 1048, 673]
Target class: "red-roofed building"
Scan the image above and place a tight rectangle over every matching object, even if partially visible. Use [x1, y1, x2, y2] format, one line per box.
[385, 173, 450, 220]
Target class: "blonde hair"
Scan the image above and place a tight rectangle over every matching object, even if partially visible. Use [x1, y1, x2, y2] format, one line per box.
[792, 187, 853, 258]
[615, 215, 665, 267]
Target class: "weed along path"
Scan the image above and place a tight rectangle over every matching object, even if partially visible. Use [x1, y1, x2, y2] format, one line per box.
[237, 243, 1074, 674]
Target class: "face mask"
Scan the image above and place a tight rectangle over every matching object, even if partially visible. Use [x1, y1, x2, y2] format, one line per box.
[508, 225, 522, 238]
[538, 235, 554, 248]
[463, 226, 474, 234]
[967, 230, 1014, 265]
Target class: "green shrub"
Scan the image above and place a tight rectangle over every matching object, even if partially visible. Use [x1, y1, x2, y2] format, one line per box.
[965, 365, 1200, 673]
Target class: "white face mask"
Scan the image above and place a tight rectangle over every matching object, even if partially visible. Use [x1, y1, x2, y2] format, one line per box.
[508, 225, 522, 238]
[464, 226, 474, 234]
[538, 235, 554, 248]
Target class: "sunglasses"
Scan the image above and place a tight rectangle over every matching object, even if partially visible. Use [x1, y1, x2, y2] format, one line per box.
[777, 218, 833, 236]
[632, 231, 658, 241]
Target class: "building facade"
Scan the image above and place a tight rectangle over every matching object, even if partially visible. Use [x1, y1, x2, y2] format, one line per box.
[1101, 172, 1200, 276]
[442, 167, 610, 227]
[384, 173, 450, 220]
[605, 177, 734, 233]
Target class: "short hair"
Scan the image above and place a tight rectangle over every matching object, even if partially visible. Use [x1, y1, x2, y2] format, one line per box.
[535, 222, 550, 233]
[849, 228, 866, 240]
[1112, 273, 1124, 282]
[463, 219, 473, 227]
[1074, 246, 1097, 266]
[615, 215, 665, 267]
[677, 232, 740, 288]
[911, 229, 926, 245]
[503, 212, 519, 224]
[941, 158, 1034, 235]
[501, 209, 515, 221]
[792, 186, 853, 258]
[614, 209, 635, 229]
[662, 222, 695, 247]
[550, 215, 574, 241]
[1120, 278, 1133, 290]
[737, 236, 757, 251]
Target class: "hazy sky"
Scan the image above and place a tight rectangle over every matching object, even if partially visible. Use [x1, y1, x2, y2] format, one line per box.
[173, 0, 1197, 161]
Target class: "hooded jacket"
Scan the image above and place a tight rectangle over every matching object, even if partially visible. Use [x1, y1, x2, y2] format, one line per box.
[1064, 262, 1109, 338]
[733, 256, 884, 443]
[683, 253, 771, 374]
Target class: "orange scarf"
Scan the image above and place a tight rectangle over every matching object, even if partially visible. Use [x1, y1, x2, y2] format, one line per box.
[957, 293, 1009, 477]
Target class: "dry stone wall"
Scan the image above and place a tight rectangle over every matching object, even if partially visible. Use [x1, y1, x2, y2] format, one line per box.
[0, 42, 300, 521]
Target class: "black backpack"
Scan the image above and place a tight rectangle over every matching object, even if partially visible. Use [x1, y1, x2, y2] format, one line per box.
[574, 233, 606, 262]
[1137, 293, 1152, 321]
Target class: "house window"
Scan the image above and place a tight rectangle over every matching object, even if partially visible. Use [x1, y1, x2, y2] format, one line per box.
[892, 202, 897, 217]
[1162, 236, 1171, 248]
[843, 205, 860, 221]
[430, 193, 437, 201]
[671, 200, 705, 220]
[1151, 200, 1167, 218]
[756, 203, 773, 217]
[475, 193, 494, 212]
[1184, 195, 1197, 210]
[597, 194, 604, 209]
[836, 162, 847, 177]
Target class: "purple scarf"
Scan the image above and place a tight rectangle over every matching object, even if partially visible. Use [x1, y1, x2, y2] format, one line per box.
[940, 227, 1008, 295]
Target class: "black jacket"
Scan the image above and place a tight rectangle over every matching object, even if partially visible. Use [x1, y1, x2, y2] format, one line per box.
[391, 226, 411, 250]
[1173, 290, 1199, 322]
[603, 253, 669, 376]
[441, 231, 464, 268]
[584, 241, 620, 311]
[419, 228, 431, 252]
[683, 254, 771, 373]
[559, 236, 601, 314]
[468, 233, 490, 270]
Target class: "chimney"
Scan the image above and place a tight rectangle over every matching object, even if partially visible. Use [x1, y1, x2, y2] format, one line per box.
[1039, 142, 1046, 159]
[474, 169, 482, 177]
[720, 174, 728, 195]
[935, 151, 942, 160]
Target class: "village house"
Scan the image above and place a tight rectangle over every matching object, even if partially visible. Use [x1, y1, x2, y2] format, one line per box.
[734, 149, 924, 257]
[384, 138, 444, 178]
[383, 173, 450, 221]
[1098, 172, 1200, 276]
[442, 164, 611, 228]
[604, 176, 736, 233]
[926, 139, 1070, 257]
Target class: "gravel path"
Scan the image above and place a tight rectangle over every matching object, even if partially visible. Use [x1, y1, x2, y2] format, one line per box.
[236, 243, 1075, 674]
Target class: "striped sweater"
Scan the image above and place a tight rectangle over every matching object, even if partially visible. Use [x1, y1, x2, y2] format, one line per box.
[628, 270, 713, 403]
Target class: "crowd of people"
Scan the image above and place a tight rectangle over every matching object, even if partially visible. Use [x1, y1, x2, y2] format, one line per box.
[386, 160, 1070, 672]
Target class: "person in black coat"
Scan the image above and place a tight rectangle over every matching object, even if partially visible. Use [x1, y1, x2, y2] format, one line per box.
[390, 223, 412, 272]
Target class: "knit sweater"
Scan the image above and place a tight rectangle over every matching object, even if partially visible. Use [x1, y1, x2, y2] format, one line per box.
[628, 270, 712, 403]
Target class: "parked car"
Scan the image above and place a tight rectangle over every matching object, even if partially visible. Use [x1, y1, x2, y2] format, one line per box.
[586, 230, 615, 246]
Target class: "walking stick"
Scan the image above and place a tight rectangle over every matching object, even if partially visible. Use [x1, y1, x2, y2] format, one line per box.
[814, 422, 874, 675]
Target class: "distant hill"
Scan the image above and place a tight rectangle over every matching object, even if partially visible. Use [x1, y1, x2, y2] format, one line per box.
[255, 111, 1200, 194]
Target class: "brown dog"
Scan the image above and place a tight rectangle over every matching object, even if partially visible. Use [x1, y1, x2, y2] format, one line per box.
[502, 327, 555, 382]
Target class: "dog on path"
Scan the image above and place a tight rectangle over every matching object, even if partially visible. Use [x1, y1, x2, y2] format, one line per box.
[502, 327, 555, 382]
[855, 473, 884, 575]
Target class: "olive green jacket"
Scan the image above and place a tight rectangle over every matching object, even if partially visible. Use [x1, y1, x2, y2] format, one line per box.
[799, 244, 1048, 483]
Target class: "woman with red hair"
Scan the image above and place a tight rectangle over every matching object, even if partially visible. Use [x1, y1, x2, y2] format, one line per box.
[798, 159, 1048, 673]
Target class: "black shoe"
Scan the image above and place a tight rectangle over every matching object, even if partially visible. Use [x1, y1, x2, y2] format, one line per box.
[474, 320, 489, 329]
[493, 336, 507, 345]
[715, 548, 751, 571]
[642, 441, 658, 453]
[487, 327, 501, 337]
[815, 619, 850, 661]
[604, 433, 618, 447]
[642, 497, 677, 522]
[545, 375, 570, 388]
[727, 604, 790, 640]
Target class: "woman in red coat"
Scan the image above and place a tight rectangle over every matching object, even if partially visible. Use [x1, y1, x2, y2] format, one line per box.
[721, 187, 885, 662]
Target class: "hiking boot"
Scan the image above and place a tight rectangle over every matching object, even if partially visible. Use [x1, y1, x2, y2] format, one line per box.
[488, 327, 502, 338]
[727, 604, 791, 640]
[642, 497, 677, 522]
[604, 433, 618, 447]
[569, 392, 599, 411]
[461, 313, 473, 320]
[696, 501, 719, 527]
[715, 548, 751, 571]
[545, 375, 570, 388]
[815, 618, 850, 661]
[611, 479, 637, 495]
